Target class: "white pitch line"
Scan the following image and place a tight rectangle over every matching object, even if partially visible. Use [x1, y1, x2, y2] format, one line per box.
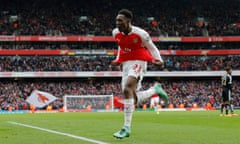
[8, 121, 109, 144]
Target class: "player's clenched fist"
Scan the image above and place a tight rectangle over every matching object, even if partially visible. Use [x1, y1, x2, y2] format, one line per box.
[111, 60, 120, 65]
[152, 59, 163, 66]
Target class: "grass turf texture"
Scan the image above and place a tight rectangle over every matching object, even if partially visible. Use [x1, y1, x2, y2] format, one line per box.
[0, 110, 239, 144]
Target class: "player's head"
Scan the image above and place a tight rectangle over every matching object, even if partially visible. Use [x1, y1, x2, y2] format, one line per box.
[116, 9, 133, 33]
[225, 66, 232, 75]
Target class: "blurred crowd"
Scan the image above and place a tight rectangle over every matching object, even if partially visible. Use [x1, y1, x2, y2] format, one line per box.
[1, 42, 240, 50]
[0, 0, 239, 36]
[0, 55, 239, 72]
[0, 78, 240, 110]
[0, 0, 240, 111]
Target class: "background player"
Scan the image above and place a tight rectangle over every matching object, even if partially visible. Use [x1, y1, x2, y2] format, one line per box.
[150, 93, 160, 111]
[220, 66, 233, 116]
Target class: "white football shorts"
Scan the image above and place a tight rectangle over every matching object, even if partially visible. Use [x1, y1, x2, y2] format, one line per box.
[121, 60, 147, 91]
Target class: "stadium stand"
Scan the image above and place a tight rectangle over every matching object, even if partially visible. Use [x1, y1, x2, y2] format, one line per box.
[0, 0, 240, 110]
[0, 55, 240, 72]
[0, 0, 239, 36]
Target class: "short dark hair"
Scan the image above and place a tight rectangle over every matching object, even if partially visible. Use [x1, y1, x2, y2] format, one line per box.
[118, 9, 133, 20]
[225, 66, 232, 71]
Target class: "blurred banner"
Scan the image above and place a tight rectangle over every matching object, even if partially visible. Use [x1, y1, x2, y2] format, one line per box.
[0, 35, 240, 42]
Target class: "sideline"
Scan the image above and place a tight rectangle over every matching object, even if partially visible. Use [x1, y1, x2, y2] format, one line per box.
[8, 121, 109, 144]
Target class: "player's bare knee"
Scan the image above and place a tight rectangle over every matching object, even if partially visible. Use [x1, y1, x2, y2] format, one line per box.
[123, 86, 134, 99]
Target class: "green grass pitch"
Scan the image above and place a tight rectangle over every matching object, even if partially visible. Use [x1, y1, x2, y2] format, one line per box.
[0, 110, 239, 144]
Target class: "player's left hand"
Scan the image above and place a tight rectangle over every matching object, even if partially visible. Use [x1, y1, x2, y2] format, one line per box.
[111, 60, 120, 66]
[152, 59, 163, 66]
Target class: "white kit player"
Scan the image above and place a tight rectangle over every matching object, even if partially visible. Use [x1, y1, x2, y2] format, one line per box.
[150, 93, 160, 110]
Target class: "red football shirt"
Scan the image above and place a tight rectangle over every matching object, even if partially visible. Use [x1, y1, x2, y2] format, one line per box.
[112, 26, 163, 63]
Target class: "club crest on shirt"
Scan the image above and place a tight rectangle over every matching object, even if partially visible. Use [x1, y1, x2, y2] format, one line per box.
[133, 38, 138, 43]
